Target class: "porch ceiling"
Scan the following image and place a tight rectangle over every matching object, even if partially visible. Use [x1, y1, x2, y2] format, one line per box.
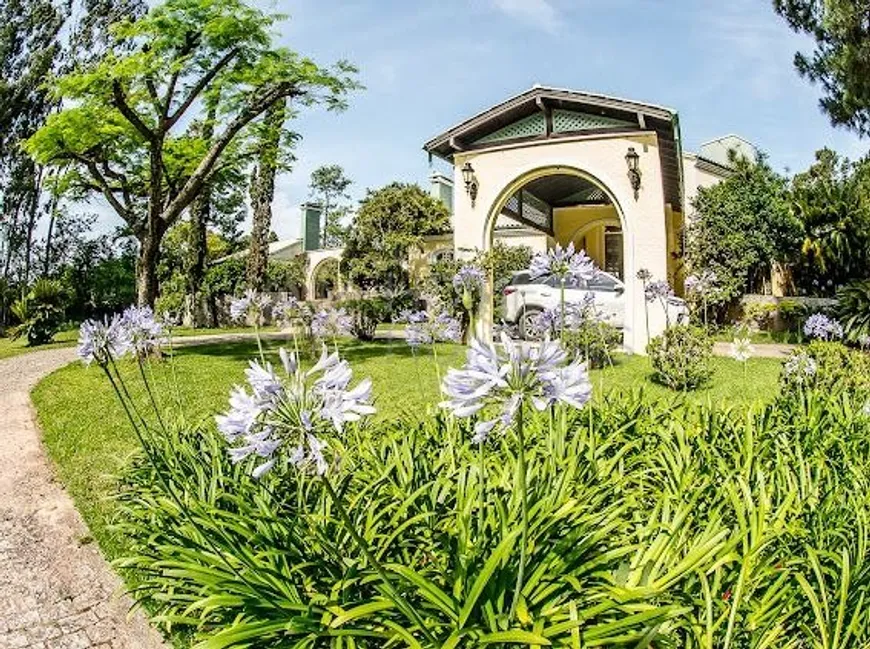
[424, 86, 683, 209]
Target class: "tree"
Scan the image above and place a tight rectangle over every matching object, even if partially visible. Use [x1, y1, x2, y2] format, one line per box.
[26, 0, 358, 306]
[342, 183, 450, 292]
[309, 164, 352, 248]
[773, 0, 870, 136]
[790, 148, 870, 294]
[0, 0, 67, 290]
[686, 154, 800, 304]
[247, 99, 297, 290]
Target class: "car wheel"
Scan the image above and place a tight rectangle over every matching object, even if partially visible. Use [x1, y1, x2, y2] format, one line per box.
[519, 308, 545, 341]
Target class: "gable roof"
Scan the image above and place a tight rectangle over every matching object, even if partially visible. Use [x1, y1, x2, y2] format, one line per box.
[424, 86, 683, 208]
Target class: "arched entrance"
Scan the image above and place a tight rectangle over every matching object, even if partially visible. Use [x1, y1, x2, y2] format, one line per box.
[424, 87, 680, 352]
[484, 167, 631, 343]
[305, 250, 344, 301]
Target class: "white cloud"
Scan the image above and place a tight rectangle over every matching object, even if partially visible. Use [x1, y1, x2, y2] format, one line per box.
[489, 0, 560, 33]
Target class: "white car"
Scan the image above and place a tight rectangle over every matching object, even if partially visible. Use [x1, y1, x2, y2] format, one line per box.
[502, 270, 688, 339]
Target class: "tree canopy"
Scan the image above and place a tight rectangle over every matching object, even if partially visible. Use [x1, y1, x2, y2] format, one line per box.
[342, 183, 450, 292]
[26, 0, 358, 305]
[774, 0, 870, 136]
[687, 154, 800, 301]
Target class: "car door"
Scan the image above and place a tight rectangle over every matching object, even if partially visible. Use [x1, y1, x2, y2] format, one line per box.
[586, 272, 625, 327]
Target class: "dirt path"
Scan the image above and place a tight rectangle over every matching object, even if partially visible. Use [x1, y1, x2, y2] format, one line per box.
[0, 347, 165, 649]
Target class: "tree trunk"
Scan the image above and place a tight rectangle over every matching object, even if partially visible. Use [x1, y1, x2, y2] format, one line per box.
[137, 222, 164, 307]
[246, 99, 285, 291]
[43, 186, 61, 276]
[22, 166, 44, 286]
[184, 104, 216, 327]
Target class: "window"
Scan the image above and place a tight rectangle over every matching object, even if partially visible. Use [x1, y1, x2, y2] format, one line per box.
[604, 226, 623, 279]
[587, 272, 619, 292]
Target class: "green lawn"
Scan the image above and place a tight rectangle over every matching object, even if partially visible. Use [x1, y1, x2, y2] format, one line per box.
[0, 327, 79, 360]
[32, 337, 784, 559]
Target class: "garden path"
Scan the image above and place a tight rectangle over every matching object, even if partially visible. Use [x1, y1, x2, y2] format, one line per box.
[0, 346, 165, 649]
[712, 341, 797, 358]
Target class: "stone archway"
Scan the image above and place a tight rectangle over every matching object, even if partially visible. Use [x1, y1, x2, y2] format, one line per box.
[305, 250, 344, 301]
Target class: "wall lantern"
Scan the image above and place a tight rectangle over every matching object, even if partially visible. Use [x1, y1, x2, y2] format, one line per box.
[625, 147, 641, 200]
[461, 161, 479, 207]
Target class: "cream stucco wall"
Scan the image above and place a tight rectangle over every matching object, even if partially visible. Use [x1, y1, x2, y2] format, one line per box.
[451, 131, 669, 353]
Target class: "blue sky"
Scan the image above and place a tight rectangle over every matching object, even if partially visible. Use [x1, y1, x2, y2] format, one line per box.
[97, 0, 870, 239]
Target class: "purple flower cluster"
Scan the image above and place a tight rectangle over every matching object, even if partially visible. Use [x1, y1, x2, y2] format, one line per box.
[311, 307, 354, 339]
[440, 333, 592, 444]
[399, 310, 462, 347]
[216, 346, 376, 478]
[534, 293, 602, 334]
[803, 313, 844, 341]
[644, 279, 674, 303]
[229, 290, 272, 325]
[452, 265, 486, 295]
[78, 305, 165, 366]
[528, 243, 596, 283]
[783, 351, 818, 384]
[273, 296, 300, 325]
[684, 270, 717, 296]
[636, 268, 652, 282]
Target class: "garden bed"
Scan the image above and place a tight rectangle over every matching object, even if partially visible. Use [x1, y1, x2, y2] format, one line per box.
[33, 338, 781, 561]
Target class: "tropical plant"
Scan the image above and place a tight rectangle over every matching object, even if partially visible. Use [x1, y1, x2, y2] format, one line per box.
[836, 279, 870, 344]
[647, 324, 713, 390]
[9, 278, 67, 345]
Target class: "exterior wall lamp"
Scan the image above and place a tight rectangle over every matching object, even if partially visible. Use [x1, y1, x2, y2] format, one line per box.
[625, 147, 641, 200]
[461, 161, 479, 207]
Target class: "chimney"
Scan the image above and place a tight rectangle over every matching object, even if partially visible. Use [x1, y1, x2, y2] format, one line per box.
[429, 172, 454, 214]
[301, 203, 323, 251]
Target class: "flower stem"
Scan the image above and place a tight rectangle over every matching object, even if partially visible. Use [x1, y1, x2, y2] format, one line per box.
[321, 477, 438, 647]
[254, 320, 266, 364]
[560, 280, 566, 343]
[510, 404, 529, 620]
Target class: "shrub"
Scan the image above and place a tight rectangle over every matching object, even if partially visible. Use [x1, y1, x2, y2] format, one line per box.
[647, 324, 713, 390]
[9, 279, 67, 345]
[563, 318, 622, 368]
[837, 279, 870, 343]
[114, 385, 870, 648]
[781, 340, 870, 395]
[340, 295, 398, 340]
[741, 301, 777, 331]
[776, 298, 807, 331]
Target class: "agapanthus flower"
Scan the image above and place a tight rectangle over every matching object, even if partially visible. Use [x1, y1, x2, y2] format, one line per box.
[440, 333, 592, 444]
[528, 242, 596, 283]
[229, 289, 272, 325]
[121, 305, 165, 357]
[403, 310, 462, 347]
[803, 313, 844, 341]
[453, 265, 486, 311]
[534, 293, 601, 334]
[684, 270, 717, 296]
[644, 279, 674, 303]
[217, 346, 375, 478]
[730, 337, 754, 363]
[636, 268, 652, 282]
[78, 315, 132, 366]
[783, 352, 818, 384]
[311, 307, 354, 339]
[273, 296, 300, 325]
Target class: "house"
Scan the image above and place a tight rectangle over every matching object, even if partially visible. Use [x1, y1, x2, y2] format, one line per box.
[422, 86, 752, 352]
